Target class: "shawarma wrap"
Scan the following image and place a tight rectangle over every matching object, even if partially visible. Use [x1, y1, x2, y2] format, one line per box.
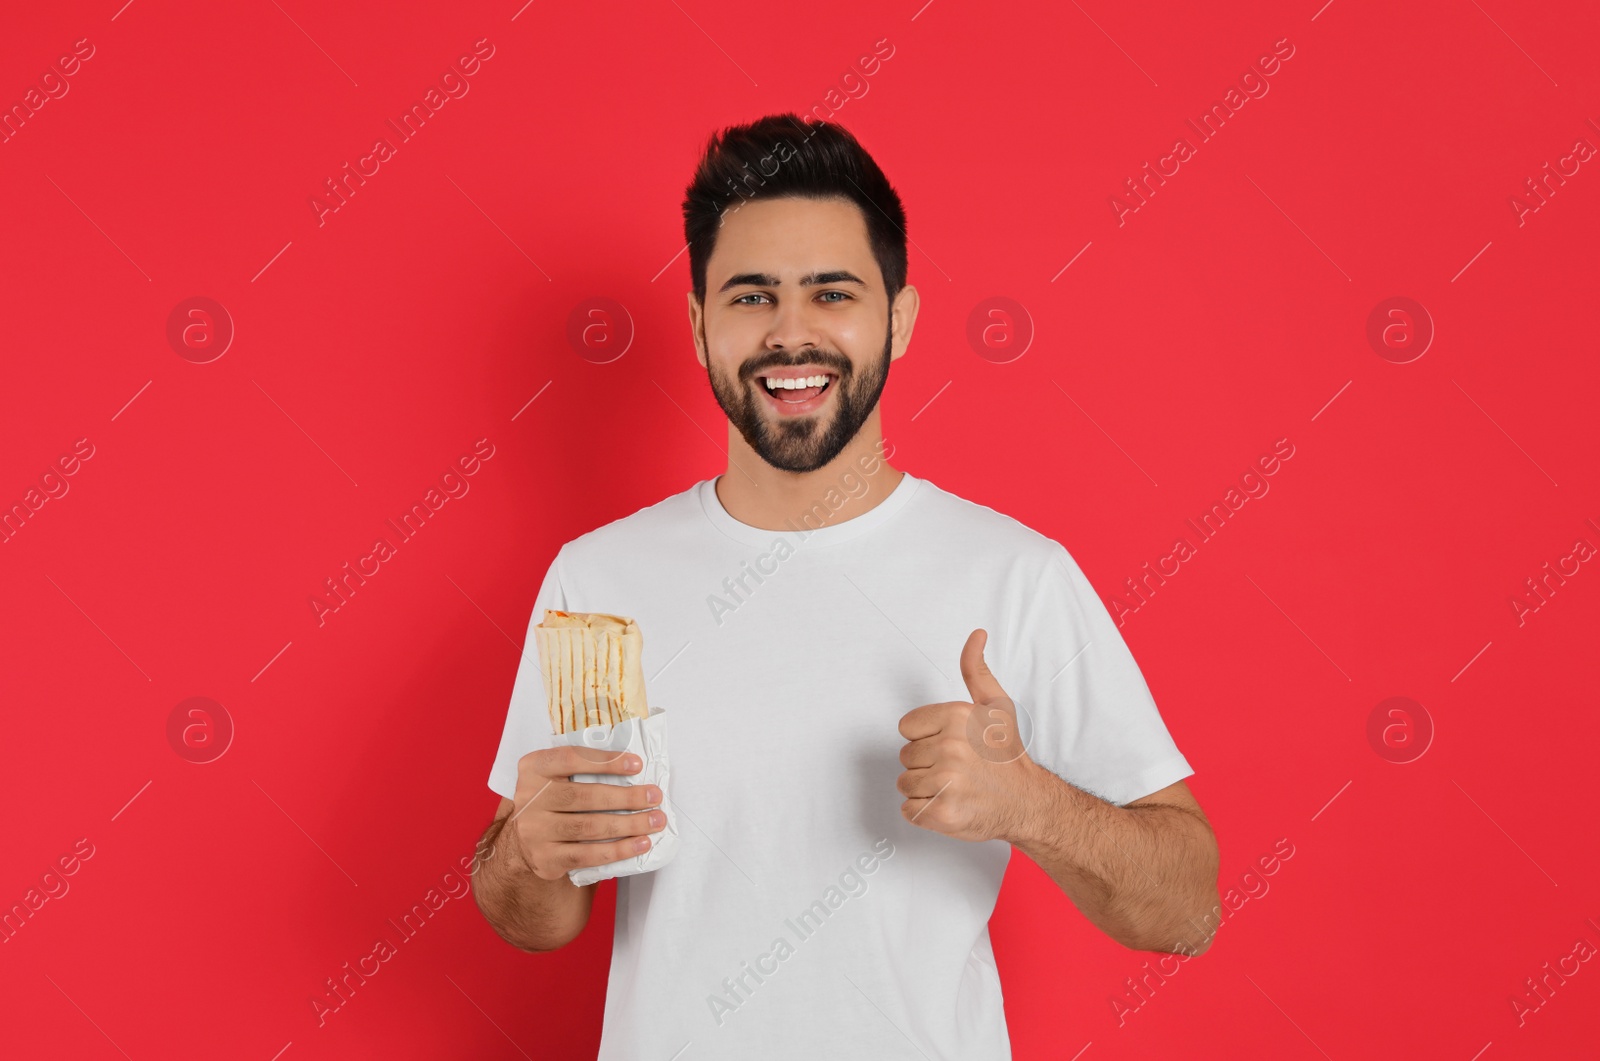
[534, 610, 648, 734]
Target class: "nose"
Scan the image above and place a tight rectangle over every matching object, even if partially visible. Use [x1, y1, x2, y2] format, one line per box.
[765, 294, 823, 354]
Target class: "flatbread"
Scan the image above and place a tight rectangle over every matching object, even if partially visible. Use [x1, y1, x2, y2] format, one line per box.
[533, 610, 649, 734]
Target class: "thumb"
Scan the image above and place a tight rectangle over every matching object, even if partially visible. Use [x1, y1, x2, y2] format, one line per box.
[960, 628, 1008, 705]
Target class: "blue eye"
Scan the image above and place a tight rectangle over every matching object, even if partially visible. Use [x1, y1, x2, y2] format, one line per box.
[734, 293, 770, 305]
[818, 291, 849, 303]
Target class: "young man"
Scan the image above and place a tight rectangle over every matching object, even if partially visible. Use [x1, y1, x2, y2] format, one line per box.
[474, 114, 1220, 1060]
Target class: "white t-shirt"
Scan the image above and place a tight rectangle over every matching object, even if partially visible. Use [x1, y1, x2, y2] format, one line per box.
[488, 471, 1192, 1060]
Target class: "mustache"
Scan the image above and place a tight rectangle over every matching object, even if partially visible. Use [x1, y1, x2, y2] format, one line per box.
[740, 351, 853, 383]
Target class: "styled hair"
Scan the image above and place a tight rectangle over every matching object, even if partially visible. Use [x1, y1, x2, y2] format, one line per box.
[682, 113, 908, 308]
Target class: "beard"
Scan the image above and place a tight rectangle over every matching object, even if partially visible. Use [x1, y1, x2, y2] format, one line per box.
[705, 323, 893, 474]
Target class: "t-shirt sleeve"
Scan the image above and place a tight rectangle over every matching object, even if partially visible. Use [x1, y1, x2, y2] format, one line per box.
[486, 550, 568, 800]
[1002, 541, 1193, 807]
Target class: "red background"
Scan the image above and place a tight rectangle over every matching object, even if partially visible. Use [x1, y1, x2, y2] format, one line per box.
[3, 1, 1597, 1058]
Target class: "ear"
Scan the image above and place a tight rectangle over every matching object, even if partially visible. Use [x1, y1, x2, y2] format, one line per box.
[889, 284, 919, 364]
[686, 290, 707, 369]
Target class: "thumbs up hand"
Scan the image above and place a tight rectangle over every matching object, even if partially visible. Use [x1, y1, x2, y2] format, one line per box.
[896, 629, 1040, 842]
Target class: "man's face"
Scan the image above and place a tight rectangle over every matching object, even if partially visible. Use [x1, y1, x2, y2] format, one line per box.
[691, 195, 903, 473]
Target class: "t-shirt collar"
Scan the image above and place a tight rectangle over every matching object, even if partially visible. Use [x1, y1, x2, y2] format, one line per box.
[698, 468, 920, 548]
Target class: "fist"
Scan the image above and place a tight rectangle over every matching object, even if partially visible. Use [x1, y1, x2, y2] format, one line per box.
[896, 629, 1036, 841]
[509, 745, 667, 881]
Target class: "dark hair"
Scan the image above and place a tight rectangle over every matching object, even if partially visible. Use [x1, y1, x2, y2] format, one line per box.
[682, 113, 908, 309]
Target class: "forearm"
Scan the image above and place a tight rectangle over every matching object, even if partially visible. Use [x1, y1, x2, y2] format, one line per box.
[1004, 763, 1219, 954]
[472, 812, 594, 952]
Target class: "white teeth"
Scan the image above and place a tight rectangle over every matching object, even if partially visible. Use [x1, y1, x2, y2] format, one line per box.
[764, 374, 829, 390]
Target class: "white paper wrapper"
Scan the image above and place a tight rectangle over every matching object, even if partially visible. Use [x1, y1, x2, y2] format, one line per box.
[551, 706, 678, 886]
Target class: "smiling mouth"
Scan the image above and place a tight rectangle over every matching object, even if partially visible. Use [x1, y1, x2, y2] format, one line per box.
[757, 372, 836, 405]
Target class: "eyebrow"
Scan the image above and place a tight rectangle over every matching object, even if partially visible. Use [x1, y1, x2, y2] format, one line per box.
[717, 270, 867, 293]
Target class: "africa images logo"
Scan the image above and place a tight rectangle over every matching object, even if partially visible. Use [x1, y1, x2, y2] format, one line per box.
[705, 838, 895, 1027]
[705, 439, 894, 627]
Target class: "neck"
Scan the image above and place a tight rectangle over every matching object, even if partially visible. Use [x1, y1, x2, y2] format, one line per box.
[715, 408, 902, 532]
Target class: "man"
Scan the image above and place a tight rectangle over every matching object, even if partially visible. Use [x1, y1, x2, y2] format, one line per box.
[474, 113, 1220, 1060]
